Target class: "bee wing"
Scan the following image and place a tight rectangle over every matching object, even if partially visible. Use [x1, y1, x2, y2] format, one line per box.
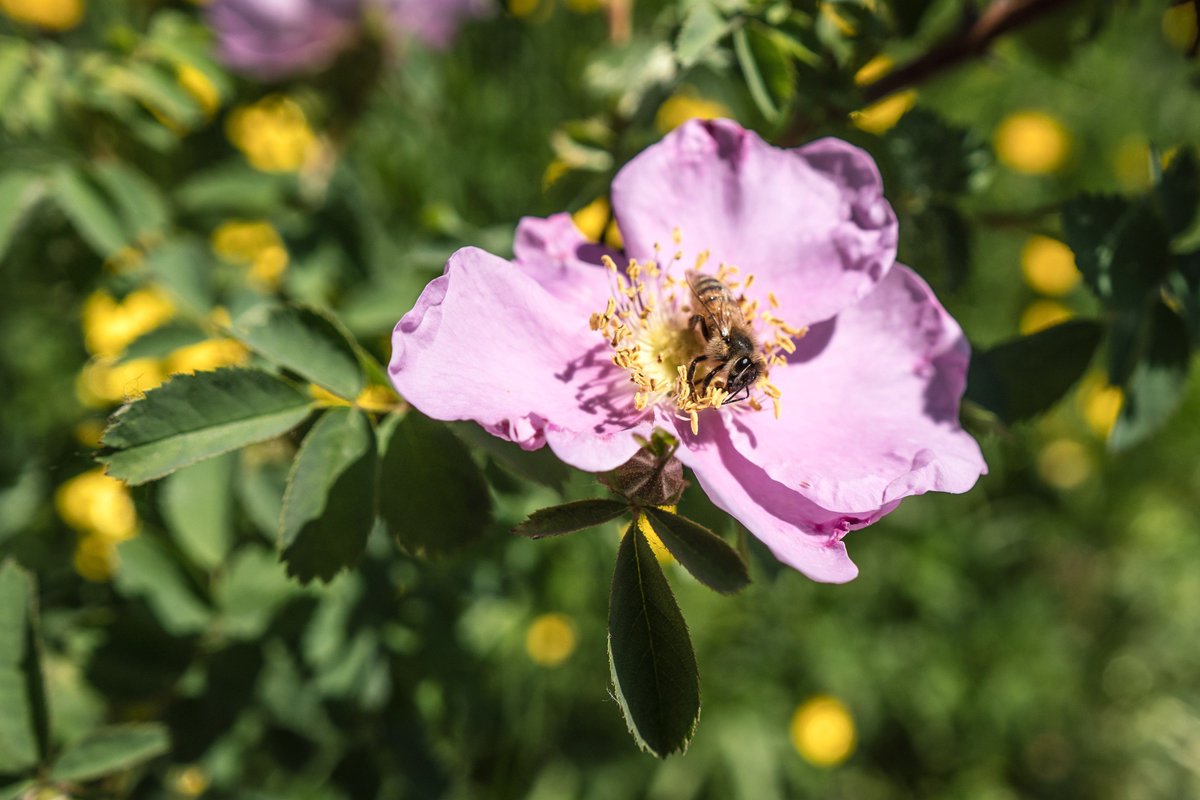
[686, 271, 740, 337]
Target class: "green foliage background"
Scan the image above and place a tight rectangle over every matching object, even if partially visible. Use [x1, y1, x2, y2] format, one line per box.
[2, 0, 1200, 797]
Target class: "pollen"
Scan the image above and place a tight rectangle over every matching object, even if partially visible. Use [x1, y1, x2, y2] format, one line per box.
[590, 236, 805, 432]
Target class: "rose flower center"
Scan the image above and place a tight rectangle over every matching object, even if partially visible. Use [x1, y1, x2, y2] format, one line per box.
[588, 230, 805, 433]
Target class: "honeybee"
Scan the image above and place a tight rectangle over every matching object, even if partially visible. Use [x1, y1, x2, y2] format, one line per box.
[685, 271, 765, 405]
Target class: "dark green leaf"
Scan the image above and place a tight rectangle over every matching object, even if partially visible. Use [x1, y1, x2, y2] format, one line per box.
[448, 422, 569, 492]
[1157, 147, 1198, 238]
[0, 172, 42, 264]
[235, 305, 365, 400]
[887, 109, 991, 195]
[641, 508, 749, 595]
[279, 408, 377, 583]
[160, 454, 235, 571]
[114, 537, 212, 636]
[966, 320, 1104, 424]
[1106, 309, 1146, 388]
[676, 2, 727, 68]
[100, 368, 314, 485]
[513, 499, 628, 538]
[378, 413, 492, 555]
[608, 527, 700, 758]
[0, 780, 34, 800]
[1062, 195, 1171, 309]
[1110, 302, 1193, 451]
[51, 166, 128, 256]
[0, 560, 47, 775]
[49, 724, 169, 783]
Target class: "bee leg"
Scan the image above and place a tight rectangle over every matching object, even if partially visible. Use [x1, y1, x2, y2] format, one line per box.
[687, 355, 709, 387]
[688, 314, 710, 341]
[701, 365, 724, 392]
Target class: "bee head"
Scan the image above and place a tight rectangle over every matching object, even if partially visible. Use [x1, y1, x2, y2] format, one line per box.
[722, 355, 761, 404]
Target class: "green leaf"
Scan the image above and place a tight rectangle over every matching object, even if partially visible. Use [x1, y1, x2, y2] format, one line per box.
[174, 163, 291, 217]
[887, 109, 991, 195]
[51, 166, 128, 257]
[378, 413, 492, 556]
[213, 545, 300, 640]
[114, 537, 212, 636]
[641, 507, 749, 595]
[235, 305, 365, 400]
[734, 24, 795, 122]
[1062, 195, 1172, 309]
[676, 2, 728, 68]
[160, 454, 235, 571]
[965, 320, 1104, 425]
[0, 780, 34, 800]
[143, 239, 216, 315]
[279, 408, 377, 583]
[513, 499, 628, 538]
[0, 560, 48, 775]
[117, 321, 209, 364]
[92, 162, 171, 245]
[1110, 302, 1193, 451]
[49, 724, 169, 783]
[100, 368, 314, 485]
[0, 172, 42, 264]
[1157, 146, 1198, 238]
[608, 527, 700, 758]
[448, 422, 569, 492]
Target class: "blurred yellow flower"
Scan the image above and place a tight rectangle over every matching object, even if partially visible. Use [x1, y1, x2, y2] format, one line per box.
[178, 64, 221, 119]
[1163, 2, 1198, 51]
[1019, 300, 1073, 335]
[790, 695, 856, 767]
[309, 384, 352, 406]
[1036, 438, 1093, 490]
[74, 419, 106, 449]
[76, 357, 165, 407]
[1021, 235, 1080, 297]
[850, 57, 915, 135]
[166, 338, 248, 376]
[525, 612, 577, 667]
[173, 766, 210, 797]
[226, 96, 317, 173]
[655, 91, 732, 134]
[0, 0, 84, 30]
[509, 0, 539, 16]
[74, 534, 118, 583]
[994, 110, 1071, 175]
[604, 217, 624, 251]
[211, 219, 290, 289]
[356, 384, 401, 413]
[1112, 136, 1153, 192]
[1079, 376, 1123, 438]
[56, 469, 139, 542]
[82, 288, 175, 359]
[820, 2, 857, 36]
[572, 197, 610, 243]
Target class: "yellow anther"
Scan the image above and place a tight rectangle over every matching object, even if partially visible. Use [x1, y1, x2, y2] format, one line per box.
[602, 254, 618, 271]
[694, 251, 710, 270]
[776, 336, 797, 354]
[768, 292, 780, 309]
[743, 273, 756, 290]
[689, 410, 699, 435]
[761, 381, 782, 399]
[772, 398, 782, 419]
[672, 227, 682, 245]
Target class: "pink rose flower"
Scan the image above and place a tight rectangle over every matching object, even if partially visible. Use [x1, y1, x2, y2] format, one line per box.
[389, 119, 986, 582]
[207, 0, 488, 80]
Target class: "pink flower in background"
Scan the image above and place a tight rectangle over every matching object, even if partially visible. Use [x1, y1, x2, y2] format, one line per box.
[207, 0, 488, 80]
[389, 119, 986, 582]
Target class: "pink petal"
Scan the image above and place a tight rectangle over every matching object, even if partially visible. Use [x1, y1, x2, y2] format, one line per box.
[389, 247, 647, 472]
[512, 214, 618, 317]
[724, 265, 986, 515]
[666, 410, 896, 583]
[611, 118, 897, 328]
